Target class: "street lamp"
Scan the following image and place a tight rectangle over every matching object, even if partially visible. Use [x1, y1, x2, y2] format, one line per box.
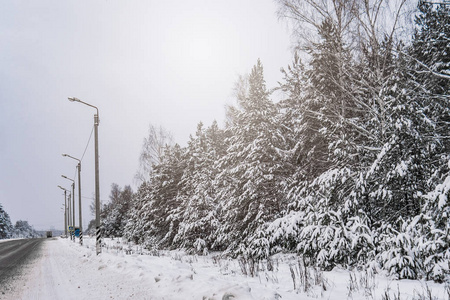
[58, 185, 69, 237]
[60, 205, 65, 236]
[68, 96, 101, 255]
[63, 154, 83, 245]
[62, 175, 75, 242]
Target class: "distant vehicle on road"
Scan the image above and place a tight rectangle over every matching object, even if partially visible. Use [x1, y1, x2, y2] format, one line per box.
[46, 231, 52, 238]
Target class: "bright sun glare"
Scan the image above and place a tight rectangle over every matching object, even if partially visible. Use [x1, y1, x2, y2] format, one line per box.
[165, 19, 238, 81]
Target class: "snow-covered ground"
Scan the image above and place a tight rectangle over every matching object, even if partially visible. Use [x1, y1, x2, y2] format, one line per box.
[5, 237, 448, 300]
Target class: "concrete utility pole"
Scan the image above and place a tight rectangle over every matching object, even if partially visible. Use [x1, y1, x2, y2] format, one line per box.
[68, 193, 72, 239]
[62, 175, 75, 242]
[58, 185, 69, 237]
[68, 97, 101, 255]
[77, 162, 82, 244]
[64, 191, 67, 236]
[63, 154, 83, 245]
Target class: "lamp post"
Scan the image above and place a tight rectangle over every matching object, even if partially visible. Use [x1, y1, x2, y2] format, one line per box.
[62, 175, 75, 242]
[68, 97, 101, 255]
[60, 205, 65, 236]
[63, 154, 83, 245]
[58, 185, 69, 237]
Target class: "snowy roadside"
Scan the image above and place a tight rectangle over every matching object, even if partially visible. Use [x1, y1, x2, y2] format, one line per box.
[6, 237, 448, 300]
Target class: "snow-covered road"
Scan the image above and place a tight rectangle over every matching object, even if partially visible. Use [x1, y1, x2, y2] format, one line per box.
[0, 239, 44, 297]
[3, 237, 447, 300]
[9, 238, 162, 299]
[0, 239, 43, 283]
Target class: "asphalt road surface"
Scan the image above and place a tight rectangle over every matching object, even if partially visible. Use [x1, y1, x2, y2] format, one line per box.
[0, 238, 45, 295]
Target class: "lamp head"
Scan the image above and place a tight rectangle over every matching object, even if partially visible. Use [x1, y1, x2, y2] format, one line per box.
[68, 97, 80, 102]
[62, 154, 67, 157]
[61, 175, 68, 179]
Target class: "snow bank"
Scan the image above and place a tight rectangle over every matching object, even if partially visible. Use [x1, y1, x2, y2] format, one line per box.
[6, 237, 448, 299]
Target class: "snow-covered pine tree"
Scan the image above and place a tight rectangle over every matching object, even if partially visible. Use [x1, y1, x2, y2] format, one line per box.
[408, 1, 450, 282]
[148, 144, 186, 248]
[363, 49, 427, 224]
[102, 184, 133, 238]
[123, 181, 151, 245]
[412, 1, 450, 95]
[271, 2, 418, 271]
[264, 53, 308, 254]
[214, 59, 288, 256]
[101, 183, 121, 238]
[376, 219, 421, 280]
[276, 18, 367, 269]
[293, 18, 340, 179]
[409, 0, 450, 186]
[0, 203, 12, 239]
[368, 2, 450, 280]
[420, 173, 450, 282]
[126, 144, 186, 249]
[173, 121, 226, 253]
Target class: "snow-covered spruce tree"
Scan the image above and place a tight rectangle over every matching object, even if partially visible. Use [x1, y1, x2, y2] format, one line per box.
[368, 2, 450, 280]
[260, 53, 307, 254]
[0, 203, 13, 239]
[101, 183, 120, 238]
[360, 46, 443, 279]
[288, 168, 366, 270]
[145, 144, 186, 248]
[420, 172, 450, 282]
[411, 1, 450, 96]
[369, 0, 449, 224]
[279, 18, 356, 183]
[305, 18, 366, 173]
[271, 0, 416, 271]
[274, 18, 375, 269]
[409, 0, 450, 184]
[376, 219, 422, 280]
[362, 51, 426, 225]
[407, 1, 450, 282]
[124, 144, 186, 249]
[101, 184, 133, 238]
[214, 59, 289, 256]
[123, 181, 151, 245]
[173, 121, 226, 253]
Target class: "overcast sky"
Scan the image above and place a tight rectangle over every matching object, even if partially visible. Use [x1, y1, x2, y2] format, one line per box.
[0, 0, 292, 231]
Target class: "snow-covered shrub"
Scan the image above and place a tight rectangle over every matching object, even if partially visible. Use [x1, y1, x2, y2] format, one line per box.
[234, 228, 270, 276]
[246, 230, 270, 261]
[285, 168, 358, 270]
[265, 211, 304, 253]
[295, 199, 351, 270]
[377, 220, 422, 280]
[423, 244, 449, 283]
[347, 215, 375, 268]
[192, 238, 208, 256]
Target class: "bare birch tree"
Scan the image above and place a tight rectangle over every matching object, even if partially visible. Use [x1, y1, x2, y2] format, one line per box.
[135, 124, 174, 184]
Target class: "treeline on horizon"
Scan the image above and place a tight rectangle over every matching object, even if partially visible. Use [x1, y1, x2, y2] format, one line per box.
[98, 1, 449, 282]
[0, 205, 42, 239]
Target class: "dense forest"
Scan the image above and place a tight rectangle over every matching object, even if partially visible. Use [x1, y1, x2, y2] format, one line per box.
[98, 0, 449, 282]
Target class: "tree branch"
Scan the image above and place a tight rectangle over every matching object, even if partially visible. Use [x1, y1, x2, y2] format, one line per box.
[398, 50, 450, 80]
